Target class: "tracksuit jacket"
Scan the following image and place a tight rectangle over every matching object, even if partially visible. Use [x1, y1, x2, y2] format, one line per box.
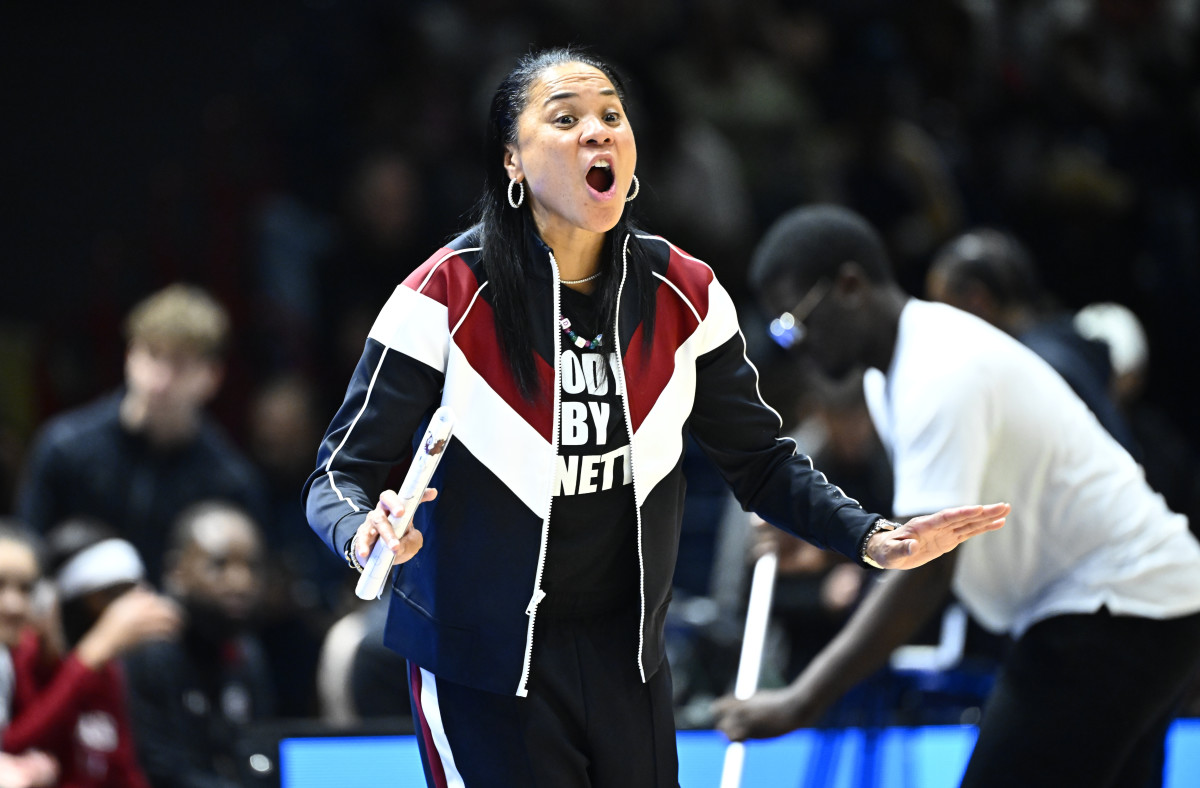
[303, 226, 881, 697]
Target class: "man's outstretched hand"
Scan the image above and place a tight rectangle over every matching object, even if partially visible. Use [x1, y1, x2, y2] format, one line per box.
[714, 503, 1009, 743]
[867, 503, 1009, 570]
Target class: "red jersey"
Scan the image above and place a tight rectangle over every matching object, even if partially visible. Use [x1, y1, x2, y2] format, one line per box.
[2, 629, 150, 788]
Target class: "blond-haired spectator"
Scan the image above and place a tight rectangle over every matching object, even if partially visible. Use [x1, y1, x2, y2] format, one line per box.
[17, 284, 267, 583]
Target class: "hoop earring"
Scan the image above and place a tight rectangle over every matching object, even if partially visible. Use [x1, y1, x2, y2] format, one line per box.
[507, 178, 525, 209]
[625, 174, 640, 203]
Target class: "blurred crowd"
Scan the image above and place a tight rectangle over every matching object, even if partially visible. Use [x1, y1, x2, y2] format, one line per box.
[3, 0, 1200, 784]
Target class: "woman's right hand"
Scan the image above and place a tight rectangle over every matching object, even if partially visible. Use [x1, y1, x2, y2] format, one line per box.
[352, 488, 439, 568]
[74, 587, 183, 669]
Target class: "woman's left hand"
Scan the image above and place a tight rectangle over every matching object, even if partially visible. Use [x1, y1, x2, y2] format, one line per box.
[866, 502, 1009, 570]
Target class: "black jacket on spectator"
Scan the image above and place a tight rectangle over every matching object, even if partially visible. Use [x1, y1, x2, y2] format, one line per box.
[1019, 317, 1141, 460]
[17, 390, 268, 583]
[122, 631, 275, 788]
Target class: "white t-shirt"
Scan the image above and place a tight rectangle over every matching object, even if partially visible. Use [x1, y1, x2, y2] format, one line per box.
[863, 299, 1200, 637]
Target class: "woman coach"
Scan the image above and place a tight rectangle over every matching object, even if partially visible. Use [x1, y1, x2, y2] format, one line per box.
[303, 47, 1008, 787]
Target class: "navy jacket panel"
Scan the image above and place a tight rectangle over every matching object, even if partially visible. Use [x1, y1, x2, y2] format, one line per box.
[381, 445, 544, 694]
[304, 228, 882, 695]
[689, 331, 879, 554]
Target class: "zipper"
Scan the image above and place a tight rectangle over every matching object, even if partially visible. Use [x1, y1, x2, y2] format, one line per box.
[515, 251, 564, 697]
[610, 233, 649, 683]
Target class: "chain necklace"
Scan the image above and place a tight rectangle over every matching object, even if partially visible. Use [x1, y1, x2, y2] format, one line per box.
[560, 271, 603, 285]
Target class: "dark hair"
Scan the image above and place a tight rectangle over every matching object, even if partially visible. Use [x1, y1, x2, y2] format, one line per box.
[476, 47, 656, 399]
[748, 204, 893, 293]
[0, 520, 43, 572]
[45, 518, 119, 577]
[929, 229, 1043, 309]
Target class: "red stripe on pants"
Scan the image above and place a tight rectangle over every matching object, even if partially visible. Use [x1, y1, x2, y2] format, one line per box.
[408, 663, 449, 788]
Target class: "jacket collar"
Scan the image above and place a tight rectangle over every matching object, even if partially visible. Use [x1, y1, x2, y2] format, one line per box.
[616, 231, 643, 358]
[517, 221, 654, 359]
[521, 221, 555, 282]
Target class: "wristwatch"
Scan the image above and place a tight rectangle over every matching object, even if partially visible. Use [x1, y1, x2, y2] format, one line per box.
[859, 518, 898, 569]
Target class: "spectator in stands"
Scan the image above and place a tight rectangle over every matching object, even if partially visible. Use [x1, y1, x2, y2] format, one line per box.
[714, 205, 1200, 788]
[925, 228, 1139, 455]
[124, 501, 274, 788]
[17, 284, 268, 584]
[316, 598, 409, 726]
[1074, 302, 1200, 537]
[246, 376, 339, 718]
[768, 391, 892, 682]
[4, 519, 180, 788]
[0, 524, 58, 788]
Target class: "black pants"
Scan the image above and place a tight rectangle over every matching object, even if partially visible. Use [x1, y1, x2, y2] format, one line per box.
[408, 606, 678, 788]
[961, 608, 1200, 788]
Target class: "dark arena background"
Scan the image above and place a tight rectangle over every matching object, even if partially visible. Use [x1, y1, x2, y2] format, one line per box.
[4, 2, 1199, 787]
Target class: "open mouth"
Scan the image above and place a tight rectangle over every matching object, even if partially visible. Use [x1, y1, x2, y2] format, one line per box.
[586, 161, 616, 195]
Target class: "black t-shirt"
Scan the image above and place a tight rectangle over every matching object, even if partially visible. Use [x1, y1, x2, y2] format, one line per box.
[540, 285, 639, 618]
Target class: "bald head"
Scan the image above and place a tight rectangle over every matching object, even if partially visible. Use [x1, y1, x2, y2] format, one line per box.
[166, 502, 263, 627]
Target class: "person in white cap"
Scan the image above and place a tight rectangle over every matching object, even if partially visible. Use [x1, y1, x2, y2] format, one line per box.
[715, 204, 1200, 788]
[1, 519, 180, 788]
[1075, 301, 1200, 543]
